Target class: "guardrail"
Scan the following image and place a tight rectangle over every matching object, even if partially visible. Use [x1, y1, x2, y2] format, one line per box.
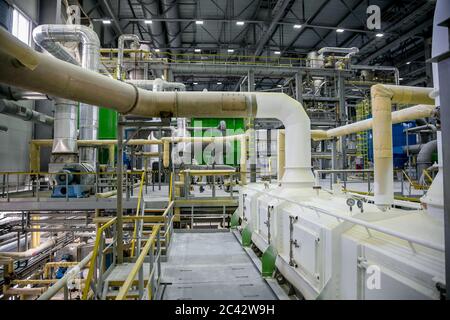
[0, 170, 145, 202]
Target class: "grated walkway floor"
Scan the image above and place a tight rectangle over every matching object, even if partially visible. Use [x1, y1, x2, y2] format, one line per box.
[160, 232, 277, 300]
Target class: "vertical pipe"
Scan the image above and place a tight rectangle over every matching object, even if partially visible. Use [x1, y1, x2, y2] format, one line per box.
[116, 116, 124, 264]
[295, 72, 303, 104]
[371, 85, 394, 210]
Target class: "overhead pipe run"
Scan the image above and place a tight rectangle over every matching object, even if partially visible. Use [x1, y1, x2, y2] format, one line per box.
[311, 104, 436, 140]
[0, 99, 54, 125]
[0, 27, 314, 186]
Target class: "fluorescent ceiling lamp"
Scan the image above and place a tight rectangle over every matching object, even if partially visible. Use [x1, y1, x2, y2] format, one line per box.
[227, 49, 234, 53]
[293, 24, 302, 29]
[217, 82, 222, 85]
[194, 48, 201, 52]
[274, 51, 281, 55]
[336, 28, 345, 33]
[154, 48, 160, 52]
[195, 20, 204, 25]
[277, 84, 282, 87]
[102, 20, 111, 24]
[406, 61, 411, 65]
[236, 21, 245, 26]
[398, 77, 404, 81]
[375, 33, 384, 37]
[193, 82, 198, 85]
[144, 20, 152, 24]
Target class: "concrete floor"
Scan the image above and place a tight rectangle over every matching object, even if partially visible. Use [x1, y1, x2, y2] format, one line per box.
[160, 232, 277, 300]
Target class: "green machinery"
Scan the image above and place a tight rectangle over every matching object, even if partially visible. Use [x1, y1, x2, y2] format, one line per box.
[191, 118, 245, 166]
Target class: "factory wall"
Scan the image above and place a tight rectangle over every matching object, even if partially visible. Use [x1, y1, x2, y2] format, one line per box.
[0, 0, 39, 176]
[0, 100, 34, 176]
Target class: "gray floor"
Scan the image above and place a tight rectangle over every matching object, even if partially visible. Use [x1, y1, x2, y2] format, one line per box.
[160, 232, 277, 300]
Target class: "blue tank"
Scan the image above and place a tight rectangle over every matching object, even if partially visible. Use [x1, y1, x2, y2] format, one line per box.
[368, 121, 416, 168]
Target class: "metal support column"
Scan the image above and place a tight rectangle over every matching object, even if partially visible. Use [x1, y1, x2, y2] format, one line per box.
[431, 13, 450, 299]
[295, 71, 303, 104]
[337, 74, 347, 170]
[116, 115, 124, 264]
[248, 69, 257, 182]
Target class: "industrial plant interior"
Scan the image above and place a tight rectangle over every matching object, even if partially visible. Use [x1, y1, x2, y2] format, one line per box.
[0, 0, 449, 302]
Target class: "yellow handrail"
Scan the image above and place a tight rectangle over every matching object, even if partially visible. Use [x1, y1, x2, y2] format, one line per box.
[81, 217, 117, 300]
[115, 225, 161, 300]
[130, 171, 146, 257]
[423, 169, 434, 184]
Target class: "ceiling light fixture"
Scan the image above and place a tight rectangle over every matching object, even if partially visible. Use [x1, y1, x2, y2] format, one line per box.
[336, 28, 345, 33]
[375, 33, 384, 37]
[217, 82, 222, 85]
[236, 21, 245, 26]
[194, 48, 201, 53]
[193, 82, 198, 85]
[154, 48, 160, 52]
[227, 49, 234, 53]
[195, 20, 204, 25]
[274, 51, 281, 55]
[144, 20, 153, 24]
[293, 24, 302, 29]
[102, 20, 111, 25]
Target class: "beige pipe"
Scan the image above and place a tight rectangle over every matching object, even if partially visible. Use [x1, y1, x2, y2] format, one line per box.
[371, 84, 434, 210]
[0, 28, 256, 118]
[311, 104, 436, 141]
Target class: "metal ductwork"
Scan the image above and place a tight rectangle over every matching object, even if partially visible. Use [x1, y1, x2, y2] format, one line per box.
[0, 99, 54, 125]
[417, 140, 437, 178]
[117, 34, 140, 80]
[52, 98, 78, 155]
[318, 46, 359, 58]
[32, 24, 100, 166]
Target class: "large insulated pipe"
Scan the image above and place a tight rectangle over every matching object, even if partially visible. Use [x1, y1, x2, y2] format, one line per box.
[311, 104, 436, 140]
[117, 34, 140, 80]
[371, 84, 434, 210]
[33, 24, 100, 166]
[0, 27, 312, 185]
[0, 99, 54, 125]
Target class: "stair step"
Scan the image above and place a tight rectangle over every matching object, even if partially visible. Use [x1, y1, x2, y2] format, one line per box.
[106, 289, 140, 299]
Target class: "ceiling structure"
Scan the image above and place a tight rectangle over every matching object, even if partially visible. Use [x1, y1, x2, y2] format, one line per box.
[76, 0, 435, 90]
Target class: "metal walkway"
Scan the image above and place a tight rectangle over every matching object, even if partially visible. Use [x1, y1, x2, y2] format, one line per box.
[160, 231, 277, 300]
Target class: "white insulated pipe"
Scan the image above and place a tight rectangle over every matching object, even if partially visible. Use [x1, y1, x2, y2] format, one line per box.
[0, 237, 57, 260]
